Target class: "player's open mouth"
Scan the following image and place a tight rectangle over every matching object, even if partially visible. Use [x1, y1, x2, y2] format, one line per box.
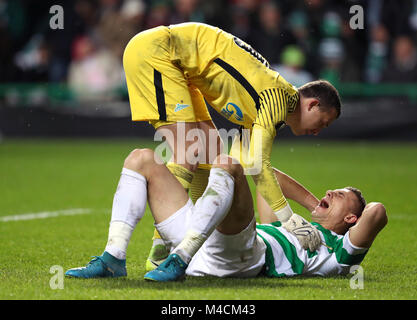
[319, 199, 329, 208]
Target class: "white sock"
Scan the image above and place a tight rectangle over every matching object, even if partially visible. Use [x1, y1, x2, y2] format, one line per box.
[105, 221, 135, 260]
[172, 167, 235, 263]
[105, 168, 147, 260]
[172, 230, 206, 264]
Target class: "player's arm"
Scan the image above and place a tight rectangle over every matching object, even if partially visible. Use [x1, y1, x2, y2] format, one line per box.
[241, 88, 299, 218]
[257, 168, 319, 223]
[245, 124, 321, 251]
[250, 123, 288, 214]
[348, 202, 388, 248]
[273, 168, 319, 212]
[245, 87, 303, 220]
[229, 123, 289, 215]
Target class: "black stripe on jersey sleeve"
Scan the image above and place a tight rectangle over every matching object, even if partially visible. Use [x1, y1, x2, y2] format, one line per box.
[213, 58, 260, 110]
[270, 89, 279, 124]
[258, 92, 270, 128]
[277, 89, 286, 121]
[265, 90, 275, 127]
[267, 89, 278, 125]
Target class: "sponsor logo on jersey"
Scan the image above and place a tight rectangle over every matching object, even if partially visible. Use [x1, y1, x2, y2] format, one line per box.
[174, 103, 190, 112]
[220, 102, 243, 122]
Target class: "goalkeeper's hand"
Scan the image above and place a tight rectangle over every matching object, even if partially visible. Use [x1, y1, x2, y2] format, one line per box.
[281, 214, 322, 252]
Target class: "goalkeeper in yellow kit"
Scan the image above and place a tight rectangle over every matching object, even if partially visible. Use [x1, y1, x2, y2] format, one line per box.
[121, 22, 341, 271]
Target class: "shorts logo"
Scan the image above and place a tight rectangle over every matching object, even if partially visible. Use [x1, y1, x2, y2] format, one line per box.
[220, 102, 243, 122]
[174, 103, 190, 112]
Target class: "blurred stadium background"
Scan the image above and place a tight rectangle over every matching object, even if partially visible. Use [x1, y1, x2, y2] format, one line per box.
[0, 0, 416, 140]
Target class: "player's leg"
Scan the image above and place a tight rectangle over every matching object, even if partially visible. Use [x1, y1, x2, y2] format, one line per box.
[188, 85, 223, 203]
[145, 120, 205, 270]
[190, 119, 223, 203]
[144, 155, 242, 281]
[215, 158, 254, 235]
[146, 91, 223, 270]
[186, 165, 266, 278]
[153, 88, 222, 200]
[123, 148, 190, 223]
[65, 148, 190, 278]
[65, 150, 150, 278]
[123, 148, 196, 280]
[174, 154, 240, 259]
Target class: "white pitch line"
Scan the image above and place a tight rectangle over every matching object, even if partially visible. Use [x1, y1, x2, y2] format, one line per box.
[0, 208, 94, 222]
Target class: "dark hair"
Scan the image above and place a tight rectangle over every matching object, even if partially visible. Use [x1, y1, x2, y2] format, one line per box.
[298, 80, 342, 118]
[345, 186, 367, 218]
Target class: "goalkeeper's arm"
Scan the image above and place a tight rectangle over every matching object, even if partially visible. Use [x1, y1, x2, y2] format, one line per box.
[257, 168, 319, 224]
[230, 123, 322, 251]
[246, 124, 291, 220]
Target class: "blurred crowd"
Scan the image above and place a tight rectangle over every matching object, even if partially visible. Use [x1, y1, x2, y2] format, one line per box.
[1, 0, 416, 101]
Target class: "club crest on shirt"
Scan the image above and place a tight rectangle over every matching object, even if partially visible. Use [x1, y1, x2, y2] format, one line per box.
[174, 103, 190, 112]
[220, 102, 243, 122]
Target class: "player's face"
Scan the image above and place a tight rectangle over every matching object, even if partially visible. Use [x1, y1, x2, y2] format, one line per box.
[312, 188, 359, 226]
[291, 98, 338, 136]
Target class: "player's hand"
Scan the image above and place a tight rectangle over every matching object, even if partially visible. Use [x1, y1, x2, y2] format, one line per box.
[282, 214, 322, 251]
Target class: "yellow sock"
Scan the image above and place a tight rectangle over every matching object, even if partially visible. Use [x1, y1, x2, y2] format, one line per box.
[166, 162, 194, 192]
[152, 228, 162, 240]
[190, 164, 211, 203]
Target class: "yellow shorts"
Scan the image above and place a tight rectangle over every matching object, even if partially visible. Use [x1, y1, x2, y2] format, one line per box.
[123, 26, 212, 129]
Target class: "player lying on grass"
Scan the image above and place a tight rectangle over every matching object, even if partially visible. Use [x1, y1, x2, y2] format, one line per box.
[122, 22, 341, 269]
[65, 149, 387, 281]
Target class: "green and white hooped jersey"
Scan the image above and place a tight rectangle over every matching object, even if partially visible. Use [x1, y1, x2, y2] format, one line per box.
[256, 221, 369, 277]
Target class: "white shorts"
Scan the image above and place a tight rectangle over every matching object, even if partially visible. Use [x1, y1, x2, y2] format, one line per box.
[155, 199, 267, 278]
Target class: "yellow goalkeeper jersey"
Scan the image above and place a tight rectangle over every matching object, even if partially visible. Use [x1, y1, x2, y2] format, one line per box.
[169, 23, 299, 134]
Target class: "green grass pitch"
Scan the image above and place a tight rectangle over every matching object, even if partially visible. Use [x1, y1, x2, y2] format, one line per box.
[0, 138, 416, 300]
